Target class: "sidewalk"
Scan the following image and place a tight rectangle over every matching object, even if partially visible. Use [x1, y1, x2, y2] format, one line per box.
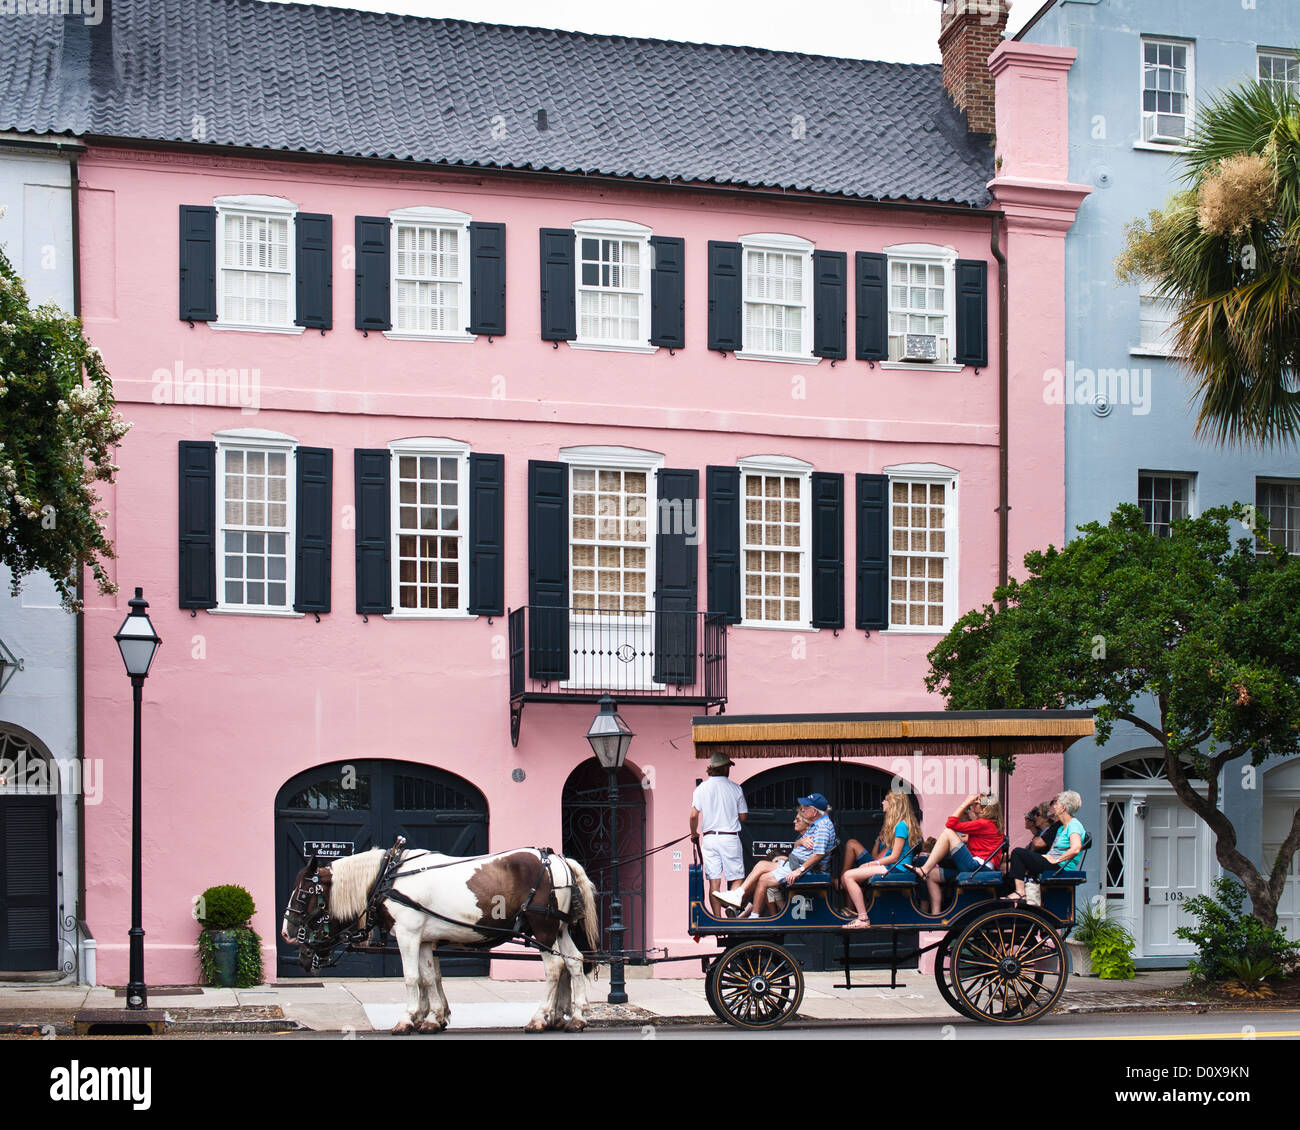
[0, 968, 1195, 1034]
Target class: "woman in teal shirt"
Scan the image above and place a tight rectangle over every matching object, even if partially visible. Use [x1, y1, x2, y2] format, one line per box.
[1007, 790, 1085, 901]
[841, 790, 919, 928]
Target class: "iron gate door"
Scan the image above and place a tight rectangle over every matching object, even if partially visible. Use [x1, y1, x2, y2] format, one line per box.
[739, 762, 918, 972]
[275, 760, 489, 978]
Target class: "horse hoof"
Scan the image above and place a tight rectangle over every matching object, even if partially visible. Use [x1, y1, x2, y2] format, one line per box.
[563, 1018, 587, 1033]
[392, 1021, 414, 1035]
[417, 1019, 446, 1033]
[524, 1019, 547, 1033]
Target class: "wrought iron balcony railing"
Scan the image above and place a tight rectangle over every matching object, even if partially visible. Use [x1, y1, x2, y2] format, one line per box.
[507, 606, 727, 745]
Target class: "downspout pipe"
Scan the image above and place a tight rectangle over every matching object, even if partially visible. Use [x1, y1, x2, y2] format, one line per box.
[990, 212, 1010, 608]
[70, 149, 88, 977]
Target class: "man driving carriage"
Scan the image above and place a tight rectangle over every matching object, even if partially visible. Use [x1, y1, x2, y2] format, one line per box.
[714, 794, 837, 918]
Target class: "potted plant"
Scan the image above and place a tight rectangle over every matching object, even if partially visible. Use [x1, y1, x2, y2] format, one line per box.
[1067, 901, 1137, 979]
[195, 884, 264, 988]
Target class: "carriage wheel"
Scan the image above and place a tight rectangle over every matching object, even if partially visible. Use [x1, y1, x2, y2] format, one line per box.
[950, 908, 1068, 1024]
[704, 956, 725, 1022]
[932, 935, 979, 1021]
[709, 941, 804, 1030]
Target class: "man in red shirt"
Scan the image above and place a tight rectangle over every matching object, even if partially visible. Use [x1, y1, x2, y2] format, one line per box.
[906, 793, 1003, 915]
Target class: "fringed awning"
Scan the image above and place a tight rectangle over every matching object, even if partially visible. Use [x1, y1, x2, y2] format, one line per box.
[691, 711, 1095, 760]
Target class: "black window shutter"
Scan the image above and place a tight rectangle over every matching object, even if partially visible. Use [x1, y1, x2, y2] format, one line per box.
[178, 441, 217, 609]
[295, 213, 333, 330]
[706, 465, 741, 624]
[811, 472, 844, 629]
[178, 206, 217, 322]
[707, 241, 743, 353]
[649, 235, 685, 349]
[856, 473, 889, 631]
[294, 447, 333, 613]
[954, 258, 989, 367]
[355, 217, 391, 331]
[354, 449, 392, 614]
[812, 250, 847, 360]
[855, 252, 888, 362]
[654, 468, 699, 684]
[469, 452, 505, 617]
[469, 222, 507, 336]
[539, 228, 576, 341]
[528, 460, 570, 679]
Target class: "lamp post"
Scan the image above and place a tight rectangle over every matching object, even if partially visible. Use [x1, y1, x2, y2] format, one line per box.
[114, 588, 161, 1010]
[585, 694, 633, 1005]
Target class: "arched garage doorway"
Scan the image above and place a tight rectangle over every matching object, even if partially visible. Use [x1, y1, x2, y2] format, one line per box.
[0, 726, 59, 973]
[275, 760, 488, 978]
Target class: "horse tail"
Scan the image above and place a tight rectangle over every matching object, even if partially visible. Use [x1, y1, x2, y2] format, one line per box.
[564, 857, 601, 975]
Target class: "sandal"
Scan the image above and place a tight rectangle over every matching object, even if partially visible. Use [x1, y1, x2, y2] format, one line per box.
[1004, 893, 1025, 903]
[905, 864, 927, 880]
[844, 917, 871, 929]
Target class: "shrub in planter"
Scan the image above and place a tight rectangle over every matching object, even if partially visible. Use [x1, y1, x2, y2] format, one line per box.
[1174, 877, 1300, 986]
[1072, 900, 1137, 980]
[195, 884, 264, 988]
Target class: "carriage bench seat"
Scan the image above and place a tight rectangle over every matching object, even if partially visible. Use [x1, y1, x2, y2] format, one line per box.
[869, 869, 921, 886]
[1038, 869, 1087, 886]
[791, 870, 834, 888]
[956, 869, 1006, 887]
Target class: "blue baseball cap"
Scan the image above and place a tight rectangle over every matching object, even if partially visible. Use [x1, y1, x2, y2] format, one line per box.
[797, 793, 829, 812]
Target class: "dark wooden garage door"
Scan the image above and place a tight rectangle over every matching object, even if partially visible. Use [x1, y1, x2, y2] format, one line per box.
[0, 795, 58, 972]
[275, 760, 488, 978]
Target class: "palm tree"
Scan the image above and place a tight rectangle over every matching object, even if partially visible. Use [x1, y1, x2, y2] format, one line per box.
[1116, 78, 1300, 447]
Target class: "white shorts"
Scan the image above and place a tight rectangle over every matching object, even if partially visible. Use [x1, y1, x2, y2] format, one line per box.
[702, 834, 745, 881]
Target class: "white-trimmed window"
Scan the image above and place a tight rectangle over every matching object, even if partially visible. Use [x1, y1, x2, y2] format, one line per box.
[1139, 472, 1194, 537]
[388, 207, 473, 342]
[573, 220, 652, 351]
[389, 438, 470, 616]
[1136, 292, 1180, 355]
[886, 464, 957, 631]
[1256, 479, 1300, 555]
[215, 195, 298, 333]
[886, 244, 956, 366]
[740, 455, 811, 627]
[217, 430, 296, 611]
[739, 234, 815, 363]
[1141, 38, 1193, 145]
[1259, 49, 1300, 98]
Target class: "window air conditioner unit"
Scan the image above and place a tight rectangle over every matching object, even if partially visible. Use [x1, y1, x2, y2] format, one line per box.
[902, 334, 939, 362]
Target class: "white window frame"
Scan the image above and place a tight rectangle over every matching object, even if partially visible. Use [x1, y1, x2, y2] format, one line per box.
[1258, 48, 1300, 99]
[881, 243, 961, 372]
[737, 233, 819, 365]
[882, 462, 958, 634]
[385, 437, 473, 619]
[570, 219, 656, 354]
[385, 206, 475, 344]
[212, 195, 304, 336]
[211, 428, 301, 618]
[1255, 477, 1300, 556]
[1137, 37, 1194, 151]
[738, 454, 814, 630]
[1138, 471, 1195, 538]
[1132, 291, 1181, 357]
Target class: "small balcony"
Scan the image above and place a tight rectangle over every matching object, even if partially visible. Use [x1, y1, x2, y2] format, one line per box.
[507, 606, 727, 745]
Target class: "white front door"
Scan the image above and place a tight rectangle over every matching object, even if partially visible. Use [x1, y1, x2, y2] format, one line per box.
[1143, 797, 1201, 956]
[1263, 794, 1300, 943]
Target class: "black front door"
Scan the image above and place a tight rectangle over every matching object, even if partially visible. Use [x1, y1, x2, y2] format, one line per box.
[275, 760, 489, 978]
[0, 794, 58, 972]
[740, 762, 919, 972]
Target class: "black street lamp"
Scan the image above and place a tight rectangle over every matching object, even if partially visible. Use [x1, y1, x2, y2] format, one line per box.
[114, 588, 161, 1010]
[585, 694, 633, 1005]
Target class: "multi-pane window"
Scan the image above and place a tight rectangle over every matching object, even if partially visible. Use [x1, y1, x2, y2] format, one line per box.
[1105, 800, 1127, 902]
[889, 479, 950, 629]
[392, 448, 466, 613]
[742, 243, 810, 356]
[393, 224, 462, 335]
[221, 447, 291, 608]
[578, 237, 644, 344]
[220, 211, 292, 327]
[888, 258, 949, 363]
[1259, 50, 1300, 98]
[571, 468, 649, 613]
[1139, 473, 1192, 537]
[1256, 479, 1300, 554]
[1142, 39, 1192, 143]
[742, 471, 806, 625]
[1139, 293, 1178, 353]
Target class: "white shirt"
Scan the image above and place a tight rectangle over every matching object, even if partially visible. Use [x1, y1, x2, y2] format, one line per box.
[691, 776, 748, 833]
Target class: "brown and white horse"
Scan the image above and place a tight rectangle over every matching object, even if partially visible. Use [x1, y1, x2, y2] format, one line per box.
[281, 846, 600, 1033]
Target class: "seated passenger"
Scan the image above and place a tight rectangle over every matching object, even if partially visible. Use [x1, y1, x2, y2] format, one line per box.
[906, 793, 1004, 915]
[841, 790, 920, 928]
[1007, 791, 1086, 901]
[716, 794, 837, 918]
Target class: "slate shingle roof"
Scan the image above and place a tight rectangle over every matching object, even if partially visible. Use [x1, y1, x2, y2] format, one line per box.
[0, 0, 995, 207]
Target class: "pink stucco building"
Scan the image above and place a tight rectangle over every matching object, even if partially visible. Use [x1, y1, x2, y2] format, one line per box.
[4, 2, 1087, 983]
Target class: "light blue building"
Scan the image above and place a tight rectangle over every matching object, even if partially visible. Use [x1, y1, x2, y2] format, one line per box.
[1018, 0, 1300, 961]
[0, 132, 93, 983]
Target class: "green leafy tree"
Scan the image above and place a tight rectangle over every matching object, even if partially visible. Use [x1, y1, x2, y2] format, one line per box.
[0, 236, 129, 607]
[925, 504, 1300, 929]
[1115, 79, 1300, 447]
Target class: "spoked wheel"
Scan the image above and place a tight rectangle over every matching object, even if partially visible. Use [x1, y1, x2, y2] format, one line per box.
[709, 941, 804, 1030]
[950, 908, 1068, 1024]
[932, 935, 979, 1021]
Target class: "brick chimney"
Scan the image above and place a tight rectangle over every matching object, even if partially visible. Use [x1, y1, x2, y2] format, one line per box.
[938, 0, 1009, 134]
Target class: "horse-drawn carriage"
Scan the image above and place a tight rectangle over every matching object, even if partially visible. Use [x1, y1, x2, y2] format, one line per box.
[283, 709, 1095, 1034]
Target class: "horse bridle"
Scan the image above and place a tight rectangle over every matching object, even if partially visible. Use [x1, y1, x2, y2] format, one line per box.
[284, 865, 359, 971]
